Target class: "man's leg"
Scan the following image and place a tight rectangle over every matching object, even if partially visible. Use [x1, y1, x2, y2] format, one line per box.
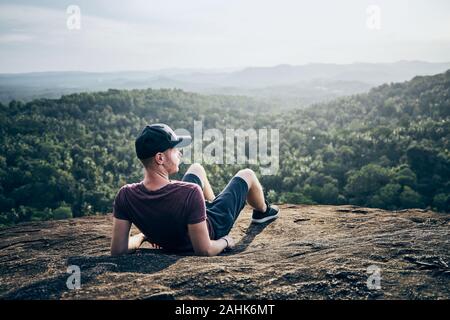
[204, 167, 277, 238]
[234, 169, 267, 213]
[185, 163, 215, 201]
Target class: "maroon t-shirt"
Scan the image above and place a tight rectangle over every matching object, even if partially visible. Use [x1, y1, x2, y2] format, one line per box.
[113, 180, 215, 252]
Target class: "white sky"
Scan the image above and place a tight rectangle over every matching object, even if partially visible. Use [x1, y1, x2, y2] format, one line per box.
[0, 0, 449, 73]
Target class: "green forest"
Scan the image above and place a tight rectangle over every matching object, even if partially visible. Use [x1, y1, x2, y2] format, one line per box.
[1, 70, 449, 227]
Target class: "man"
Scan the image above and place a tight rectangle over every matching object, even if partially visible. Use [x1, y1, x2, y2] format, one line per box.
[110, 123, 279, 256]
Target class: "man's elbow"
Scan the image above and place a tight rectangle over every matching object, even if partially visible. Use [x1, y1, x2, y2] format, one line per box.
[198, 252, 216, 257]
[194, 246, 216, 257]
[110, 250, 121, 256]
[110, 247, 128, 256]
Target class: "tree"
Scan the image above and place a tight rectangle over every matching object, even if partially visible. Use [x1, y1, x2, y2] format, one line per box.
[399, 186, 424, 209]
[53, 203, 73, 220]
[394, 165, 417, 188]
[344, 164, 392, 206]
[371, 183, 401, 210]
[432, 193, 450, 212]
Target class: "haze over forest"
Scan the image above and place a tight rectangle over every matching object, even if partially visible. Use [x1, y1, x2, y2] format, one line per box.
[2, 61, 450, 108]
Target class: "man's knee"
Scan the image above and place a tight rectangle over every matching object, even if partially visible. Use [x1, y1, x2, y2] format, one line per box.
[186, 163, 206, 179]
[235, 168, 256, 187]
[188, 163, 204, 173]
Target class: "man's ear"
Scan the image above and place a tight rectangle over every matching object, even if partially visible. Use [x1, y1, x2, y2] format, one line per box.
[154, 152, 165, 165]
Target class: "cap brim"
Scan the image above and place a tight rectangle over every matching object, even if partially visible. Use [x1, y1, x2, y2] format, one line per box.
[172, 136, 192, 148]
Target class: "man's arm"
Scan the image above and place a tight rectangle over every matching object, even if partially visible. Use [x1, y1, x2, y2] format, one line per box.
[188, 221, 233, 256]
[110, 218, 146, 256]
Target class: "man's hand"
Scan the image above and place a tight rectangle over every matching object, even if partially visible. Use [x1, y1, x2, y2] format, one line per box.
[128, 232, 146, 253]
[149, 242, 162, 249]
[140, 233, 162, 249]
[221, 235, 235, 250]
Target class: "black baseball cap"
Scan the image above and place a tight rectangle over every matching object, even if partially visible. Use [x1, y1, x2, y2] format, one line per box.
[135, 123, 192, 159]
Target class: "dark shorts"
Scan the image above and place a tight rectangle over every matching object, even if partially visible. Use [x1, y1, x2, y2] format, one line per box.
[182, 173, 249, 239]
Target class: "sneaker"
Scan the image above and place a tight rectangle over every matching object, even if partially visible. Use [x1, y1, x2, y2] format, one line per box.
[252, 200, 280, 224]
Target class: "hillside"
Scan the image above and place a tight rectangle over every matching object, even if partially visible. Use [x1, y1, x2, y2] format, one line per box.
[1, 70, 449, 228]
[0, 204, 449, 299]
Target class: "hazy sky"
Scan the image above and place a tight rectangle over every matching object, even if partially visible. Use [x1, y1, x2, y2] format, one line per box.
[0, 0, 449, 73]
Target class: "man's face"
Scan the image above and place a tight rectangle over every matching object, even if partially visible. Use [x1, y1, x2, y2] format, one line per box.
[162, 147, 182, 174]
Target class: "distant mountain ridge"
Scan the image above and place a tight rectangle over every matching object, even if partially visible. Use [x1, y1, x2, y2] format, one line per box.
[1, 61, 450, 107]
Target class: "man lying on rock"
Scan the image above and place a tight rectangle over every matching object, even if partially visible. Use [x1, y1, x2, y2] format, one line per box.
[110, 123, 279, 256]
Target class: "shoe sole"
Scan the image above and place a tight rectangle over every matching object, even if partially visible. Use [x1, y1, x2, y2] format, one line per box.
[251, 212, 279, 224]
